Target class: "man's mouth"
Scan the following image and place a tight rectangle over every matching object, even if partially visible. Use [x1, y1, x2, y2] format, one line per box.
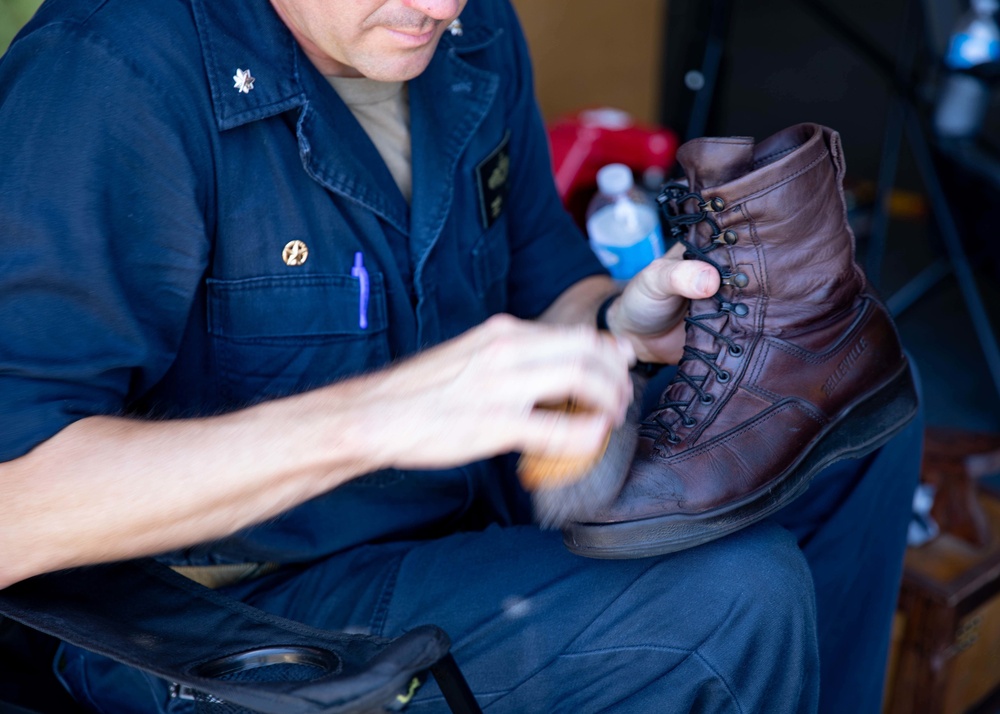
[383, 22, 439, 46]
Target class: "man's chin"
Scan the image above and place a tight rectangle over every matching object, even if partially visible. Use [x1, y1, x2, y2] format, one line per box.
[355, 42, 440, 82]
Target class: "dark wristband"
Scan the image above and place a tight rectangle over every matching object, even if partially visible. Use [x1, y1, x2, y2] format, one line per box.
[595, 293, 620, 331]
[595, 293, 663, 378]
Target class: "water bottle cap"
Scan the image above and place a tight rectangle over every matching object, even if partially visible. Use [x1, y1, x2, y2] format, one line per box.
[973, 0, 999, 15]
[596, 163, 634, 196]
[580, 107, 633, 130]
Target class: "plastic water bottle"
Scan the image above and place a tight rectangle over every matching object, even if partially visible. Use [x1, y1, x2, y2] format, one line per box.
[933, 0, 1000, 139]
[585, 164, 665, 281]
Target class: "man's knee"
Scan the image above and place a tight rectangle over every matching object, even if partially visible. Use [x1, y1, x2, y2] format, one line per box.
[654, 523, 818, 710]
[561, 523, 818, 712]
[707, 521, 817, 625]
[564, 522, 815, 666]
[640, 522, 814, 627]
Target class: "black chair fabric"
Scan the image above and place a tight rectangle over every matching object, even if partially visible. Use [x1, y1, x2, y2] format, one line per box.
[0, 560, 454, 714]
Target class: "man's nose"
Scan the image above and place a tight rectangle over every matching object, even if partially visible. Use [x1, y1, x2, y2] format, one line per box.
[403, 0, 461, 21]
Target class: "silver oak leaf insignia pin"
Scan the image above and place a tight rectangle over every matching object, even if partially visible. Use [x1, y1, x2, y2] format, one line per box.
[233, 68, 255, 94]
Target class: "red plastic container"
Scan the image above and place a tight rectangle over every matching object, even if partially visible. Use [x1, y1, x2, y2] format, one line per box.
[547, 107, 679, 230]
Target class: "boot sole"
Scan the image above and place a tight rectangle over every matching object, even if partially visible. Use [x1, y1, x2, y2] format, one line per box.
[563, 361, 920, 559]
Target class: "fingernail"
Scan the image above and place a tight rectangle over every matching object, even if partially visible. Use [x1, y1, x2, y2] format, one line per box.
[695, 268, 715, 294]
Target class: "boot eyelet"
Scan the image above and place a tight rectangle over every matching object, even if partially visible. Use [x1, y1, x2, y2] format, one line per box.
[700, 394, 715, 405]
[729, 344, 744, 357]
[666, 433, 681, 445]
[701, 196, 726, 212]
[713, 229, 738, 246]
[733, 303, 750, 317]
[717, 371, 731, 384]
[721, 272, 749, 289]
[682, 416, 697, 428]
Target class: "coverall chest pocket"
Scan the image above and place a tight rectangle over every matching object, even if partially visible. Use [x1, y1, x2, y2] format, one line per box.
[206, 273, 389, 402]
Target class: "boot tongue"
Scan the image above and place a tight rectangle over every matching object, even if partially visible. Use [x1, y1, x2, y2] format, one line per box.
[676, 137, 755, 191]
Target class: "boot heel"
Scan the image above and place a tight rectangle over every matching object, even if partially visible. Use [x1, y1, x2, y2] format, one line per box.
[806, 361, 920, 469]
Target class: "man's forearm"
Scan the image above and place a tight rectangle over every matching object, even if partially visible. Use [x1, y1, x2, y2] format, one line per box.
[0, 314, 635, 587]
[0, 380, 384, 588]
[536, 274, 619, 327]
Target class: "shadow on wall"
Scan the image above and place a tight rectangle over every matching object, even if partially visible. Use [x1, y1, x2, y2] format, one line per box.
[1, 0, 43, 53]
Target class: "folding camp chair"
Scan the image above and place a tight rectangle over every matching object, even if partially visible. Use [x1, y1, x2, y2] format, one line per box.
[0, 559, 481, 714]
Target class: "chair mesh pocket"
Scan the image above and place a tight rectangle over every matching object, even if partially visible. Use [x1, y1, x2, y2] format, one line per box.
[190, 646, 339, 714]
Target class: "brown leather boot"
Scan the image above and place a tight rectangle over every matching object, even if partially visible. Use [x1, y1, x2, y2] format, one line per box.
[565, 123, 919, 558]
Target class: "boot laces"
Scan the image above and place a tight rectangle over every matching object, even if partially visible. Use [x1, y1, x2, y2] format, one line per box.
[641, 183, 748, 443]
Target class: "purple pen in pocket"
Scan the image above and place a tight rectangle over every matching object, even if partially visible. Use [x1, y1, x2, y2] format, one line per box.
[351, 251, 369, 330]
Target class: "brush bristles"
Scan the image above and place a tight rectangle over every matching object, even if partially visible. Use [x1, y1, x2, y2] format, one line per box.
[528, 374, 645, 529]
[517, 431, 611, 491]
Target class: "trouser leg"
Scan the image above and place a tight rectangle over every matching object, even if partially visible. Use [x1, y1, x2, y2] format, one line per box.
[231, 521, 819, 714]
[771, 401, 924, 713]
[56, 521, 819, 714]
[56, 520, 819, 714]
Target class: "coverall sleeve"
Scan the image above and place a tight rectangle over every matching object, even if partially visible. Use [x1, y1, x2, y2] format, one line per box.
[0, 24, 212, 461]
[495, 1, 609, 321]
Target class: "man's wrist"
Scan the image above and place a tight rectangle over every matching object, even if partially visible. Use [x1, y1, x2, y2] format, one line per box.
[594, 293, 663, 378]
[595, 293, 620, 332]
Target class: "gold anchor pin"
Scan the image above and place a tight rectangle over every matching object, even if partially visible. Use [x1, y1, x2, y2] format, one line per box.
[282, 240, 308, 266]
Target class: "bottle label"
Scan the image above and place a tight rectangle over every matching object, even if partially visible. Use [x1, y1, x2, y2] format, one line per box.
[591, 224, 665, 281]
[947, 30, 1000, 68]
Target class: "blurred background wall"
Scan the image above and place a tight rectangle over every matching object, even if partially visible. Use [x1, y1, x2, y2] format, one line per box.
[509, 0, 665, 124]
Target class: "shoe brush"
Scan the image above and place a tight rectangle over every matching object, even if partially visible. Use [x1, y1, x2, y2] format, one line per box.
[519, 374, 645, 528]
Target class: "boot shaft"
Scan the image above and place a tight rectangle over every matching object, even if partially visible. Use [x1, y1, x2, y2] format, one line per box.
[670, 123, 867, 338]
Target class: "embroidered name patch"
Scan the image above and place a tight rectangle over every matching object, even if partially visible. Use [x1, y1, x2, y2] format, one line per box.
[475, 131, 511, 230]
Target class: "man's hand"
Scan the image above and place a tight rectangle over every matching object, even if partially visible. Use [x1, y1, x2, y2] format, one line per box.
[606, 242, 720, 364]
[360, 314, 636, 470]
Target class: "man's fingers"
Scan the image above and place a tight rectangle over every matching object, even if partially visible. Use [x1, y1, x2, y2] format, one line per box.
[676, 259, 720, 299]
[610, 254, 720, 358]
[376, 314, 637, 470]
[480, 314, 633, 365]
[512, 341, 631, 417]
[468, 316, 633, 416]
[647, 255, 720, 302]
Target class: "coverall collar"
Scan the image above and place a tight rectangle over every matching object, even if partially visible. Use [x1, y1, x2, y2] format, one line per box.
[191, 0, 502, 133]
[191, 0, 307, 131]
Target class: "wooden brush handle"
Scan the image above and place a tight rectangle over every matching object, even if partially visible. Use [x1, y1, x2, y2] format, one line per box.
[516, 400, 612, 491]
